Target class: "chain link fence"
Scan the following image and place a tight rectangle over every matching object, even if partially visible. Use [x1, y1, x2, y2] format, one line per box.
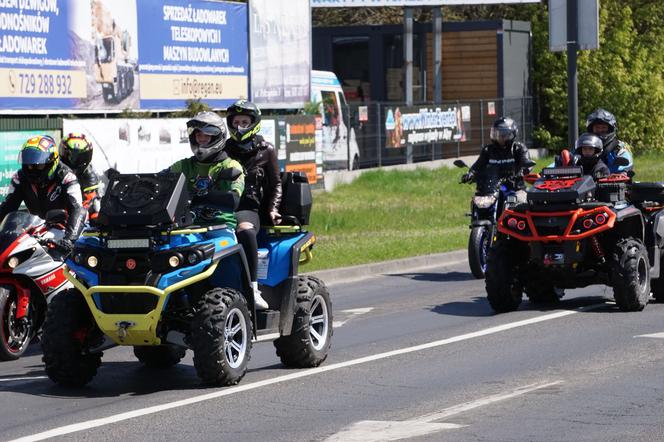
[336, 97, 533, 170]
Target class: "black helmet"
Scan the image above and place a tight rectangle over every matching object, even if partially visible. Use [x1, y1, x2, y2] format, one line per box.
[60, 132, 93, 173]
[18, 135, 59, 185]
[575, 133, 603, 168]
[585, 108, 617, 146]
[226, 99, 262, 146]
[490, 117, 518, 147]
[186, 111, 227, 162]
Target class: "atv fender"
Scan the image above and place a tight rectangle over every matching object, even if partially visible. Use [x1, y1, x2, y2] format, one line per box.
[614, 207, 645, 242]
[652, 210, 664, 248]
[210, 244, 255, 314]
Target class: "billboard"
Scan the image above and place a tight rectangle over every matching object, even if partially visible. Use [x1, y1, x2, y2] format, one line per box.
[311, 0, 538, 6]
[249, 0, 310, 108]
[0, 0, 248, 113]
[384, 105, 470, 148]
[62, 118, 192, 174]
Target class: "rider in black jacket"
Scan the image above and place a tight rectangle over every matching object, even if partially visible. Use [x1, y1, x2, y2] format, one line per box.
[0, 135, 86, 255]
[462, 117, 532, 187]
[60, 133, 101, 222]
[224, 100, 282, 310]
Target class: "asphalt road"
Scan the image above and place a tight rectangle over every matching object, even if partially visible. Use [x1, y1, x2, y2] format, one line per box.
[2, 259, 664, 441]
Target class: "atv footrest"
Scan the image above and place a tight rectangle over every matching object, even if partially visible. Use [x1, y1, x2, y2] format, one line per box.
[255, 310, 280, 335]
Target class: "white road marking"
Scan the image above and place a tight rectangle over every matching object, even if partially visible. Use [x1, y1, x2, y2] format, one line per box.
[11, 304, 602, 442]
[256, 307, 373, 341]
[0, 376, 48, 382]
[333, 307, 374, 327]
[325, 381, 561, 442]
[324, 421, 464, 442]
[635, 332, 664, 339]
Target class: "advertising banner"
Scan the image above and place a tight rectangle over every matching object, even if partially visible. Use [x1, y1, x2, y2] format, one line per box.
[0, 0, 248, 113]
[384, 105, 470, 148]
[249, 0, 310, 108]
[311, 0, 538, 6]
[283, 115, 317, 184]
[0, 130, 61, 199]
[62, 118, 192, 174]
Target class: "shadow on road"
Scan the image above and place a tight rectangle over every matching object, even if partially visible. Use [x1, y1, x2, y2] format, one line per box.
[386, 271, 475, 282]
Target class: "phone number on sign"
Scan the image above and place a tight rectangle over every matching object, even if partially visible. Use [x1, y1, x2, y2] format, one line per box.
[13, 71, 73, 96]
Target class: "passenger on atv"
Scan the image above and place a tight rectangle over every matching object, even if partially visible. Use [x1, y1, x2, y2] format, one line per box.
[553, 133, 610, 180]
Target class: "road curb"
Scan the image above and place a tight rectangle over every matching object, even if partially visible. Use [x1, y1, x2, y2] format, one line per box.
[305, 249, 468, 285]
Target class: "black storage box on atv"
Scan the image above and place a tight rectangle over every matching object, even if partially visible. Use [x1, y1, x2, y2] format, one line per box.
[97, 173, 191, 227]
[596, 181, 627, 203]
[527, 167, 596, 207]
[630, 182, 664, 204]
[279, 171, 312, 226]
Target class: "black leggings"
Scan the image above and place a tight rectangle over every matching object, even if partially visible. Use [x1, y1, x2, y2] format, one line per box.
[236, 210, 260, 282]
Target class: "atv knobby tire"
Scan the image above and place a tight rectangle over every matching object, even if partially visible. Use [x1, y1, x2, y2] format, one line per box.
[468, 226, 490, 279]
[274, 276, 332, 367]
[134, 345, 186, 368]
[485, 239, 523, 313]
[612, 238, 650, 312]
[190, 287, 251, 386]
[41, 289, 102, 387]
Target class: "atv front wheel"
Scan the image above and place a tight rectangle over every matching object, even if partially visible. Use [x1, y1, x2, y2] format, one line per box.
[134, 345, 186, 368]
[468, 226, 491, 279]
[612, 238, 650, 312]
[485, 239, 523, 313]
[41, 290, 102, 386]
[191, 287, 252, 386]
[274, 276, 332, 368]
[0, 287, 35, 360]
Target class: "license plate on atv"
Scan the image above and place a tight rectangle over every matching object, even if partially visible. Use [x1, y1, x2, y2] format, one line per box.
[542, 252, 565, 265]
[107, 238, 150, 249]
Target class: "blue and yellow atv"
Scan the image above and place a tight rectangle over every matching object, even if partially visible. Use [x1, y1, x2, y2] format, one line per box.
[41, 171, 332, 387]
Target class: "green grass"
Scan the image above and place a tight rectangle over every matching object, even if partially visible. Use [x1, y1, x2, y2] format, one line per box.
[305, 154, 664, 271]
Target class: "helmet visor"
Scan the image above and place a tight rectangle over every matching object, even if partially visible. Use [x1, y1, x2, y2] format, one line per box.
[187, 123, 223, 137]
[491, 127, 514, 146]
[19, 148, 52, 165]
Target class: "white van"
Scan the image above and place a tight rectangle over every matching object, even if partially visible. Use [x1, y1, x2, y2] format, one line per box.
[311, 70, 361, 170]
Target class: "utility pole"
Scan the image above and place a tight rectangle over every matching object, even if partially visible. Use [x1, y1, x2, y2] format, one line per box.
[567, 0, 578, 148]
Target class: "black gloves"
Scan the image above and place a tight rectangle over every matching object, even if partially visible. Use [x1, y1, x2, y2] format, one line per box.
[50, 238, 75, 260]
[460, 171, 475, 184]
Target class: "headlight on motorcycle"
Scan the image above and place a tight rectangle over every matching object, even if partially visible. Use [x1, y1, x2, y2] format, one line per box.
[6, 249, 35, 269]
[7, 256, 19, 269]
[472, 195, 497, 209]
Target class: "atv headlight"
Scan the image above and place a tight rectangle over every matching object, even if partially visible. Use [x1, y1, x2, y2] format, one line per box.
[87, 255, 99, 268]
[472, 195, 496, 209]
[168, 255, 180, 268]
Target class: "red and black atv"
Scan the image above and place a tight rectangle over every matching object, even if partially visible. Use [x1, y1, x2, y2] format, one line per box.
[486, 160, 658, 313]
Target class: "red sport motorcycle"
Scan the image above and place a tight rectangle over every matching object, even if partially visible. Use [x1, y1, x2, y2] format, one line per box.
[0, 211, 71, 360]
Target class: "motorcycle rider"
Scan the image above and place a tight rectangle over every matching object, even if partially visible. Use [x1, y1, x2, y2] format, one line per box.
[461, 117, 532, 196]
[59, 133, 101, 221]
[0, 135, 86, 256]
[224, 99, 282, 311]
[163, 112, 244, 230]
[585, 108, 633, 174]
